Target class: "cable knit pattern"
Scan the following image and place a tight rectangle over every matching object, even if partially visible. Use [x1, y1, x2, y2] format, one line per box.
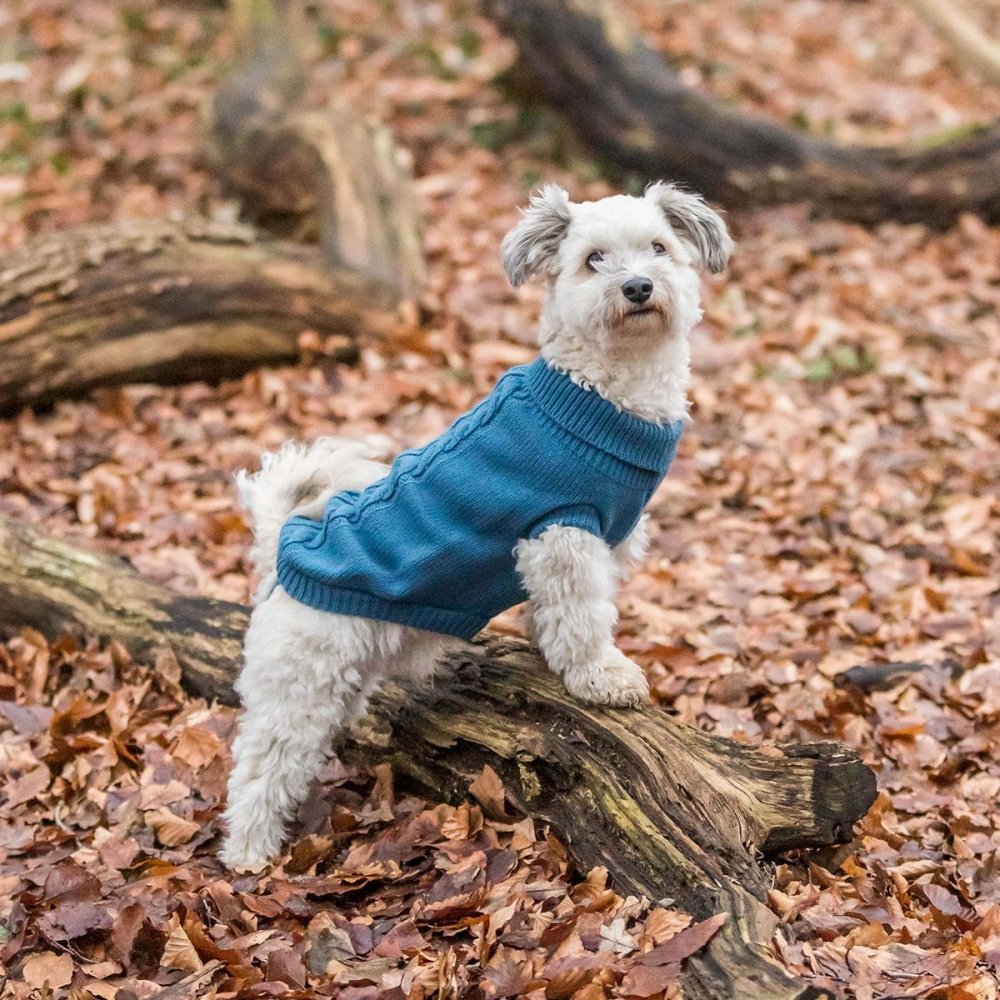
[319, 369, 525, 530]
[276, 359, 683, 639]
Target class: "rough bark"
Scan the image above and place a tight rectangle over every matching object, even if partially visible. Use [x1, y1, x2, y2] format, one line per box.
[486, 0, 1000, 226]
[206, 0, 424, 297]
[0, 217, 390, 416]
[0, 514, 876, 1000]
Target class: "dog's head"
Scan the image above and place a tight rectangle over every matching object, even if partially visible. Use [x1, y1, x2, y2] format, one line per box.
[501, 182, 732, 351]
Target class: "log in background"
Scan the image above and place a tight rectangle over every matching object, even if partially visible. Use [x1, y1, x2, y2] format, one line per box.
[487, 0, 1000, 226]
[0, 218, 387, 416]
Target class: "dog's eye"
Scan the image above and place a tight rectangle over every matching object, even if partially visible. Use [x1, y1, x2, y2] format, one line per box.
[586, 250, 605, 270]
[652, 242, 667, 255]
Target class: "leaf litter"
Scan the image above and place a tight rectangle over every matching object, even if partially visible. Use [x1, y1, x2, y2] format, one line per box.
[1, 0, 999, 997]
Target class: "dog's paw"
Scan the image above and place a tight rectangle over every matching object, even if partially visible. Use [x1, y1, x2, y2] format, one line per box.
[564, 651, 650, 708]
[219, 839, 272, 873]
[219, 826, 280, 873]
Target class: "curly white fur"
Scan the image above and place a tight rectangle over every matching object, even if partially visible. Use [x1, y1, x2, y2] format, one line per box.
[221, 183, 731, 869]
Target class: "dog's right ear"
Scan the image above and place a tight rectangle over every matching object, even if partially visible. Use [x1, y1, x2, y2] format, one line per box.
[501, 184, 573, 287]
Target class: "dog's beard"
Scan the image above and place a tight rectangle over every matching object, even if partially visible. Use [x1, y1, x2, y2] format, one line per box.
[607, 294, 674, 339]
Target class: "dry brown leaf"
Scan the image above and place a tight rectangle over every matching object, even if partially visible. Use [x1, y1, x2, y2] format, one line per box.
[469, 764, 512, 821]
[160, 920, 203, 973]
[21, 951, 74, 989]
[173, 725, 226, 769]
[146, 807, 201, 847]
[637, 913, 728, 966]
[620, 960, 682, 998]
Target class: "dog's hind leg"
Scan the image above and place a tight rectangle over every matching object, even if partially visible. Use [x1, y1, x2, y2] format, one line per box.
[220, 599, 378, 870]
[516, 525, 649, 708]
[221, 694, 355, 870]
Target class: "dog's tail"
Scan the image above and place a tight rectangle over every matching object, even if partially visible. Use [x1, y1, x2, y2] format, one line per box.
[236, 436, 391, 602]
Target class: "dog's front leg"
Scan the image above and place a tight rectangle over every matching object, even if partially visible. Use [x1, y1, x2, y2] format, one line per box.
[516, 525, 649, 707]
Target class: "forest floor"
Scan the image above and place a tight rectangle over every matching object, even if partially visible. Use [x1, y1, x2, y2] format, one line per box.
[1, 0, 999, 997]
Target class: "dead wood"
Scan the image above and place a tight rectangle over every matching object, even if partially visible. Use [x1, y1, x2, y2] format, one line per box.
[0, 514, 876, 1000]
[0, 0, 426, 417]
[901, 0, 1000, 86]
[486, 0, 1000, 226]
[0, 217, 388, 416]
[207, 0, 424, 298]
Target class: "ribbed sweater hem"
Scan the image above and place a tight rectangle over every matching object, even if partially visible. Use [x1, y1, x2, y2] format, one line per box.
[276, 556, 488, 640]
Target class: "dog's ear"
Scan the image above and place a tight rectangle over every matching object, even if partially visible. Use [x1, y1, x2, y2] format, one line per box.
[644, 182, 733, 274]
[501, 184, 573, 287]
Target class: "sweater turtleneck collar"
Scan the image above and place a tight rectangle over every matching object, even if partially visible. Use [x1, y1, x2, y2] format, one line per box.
[521, 358, 683, 472]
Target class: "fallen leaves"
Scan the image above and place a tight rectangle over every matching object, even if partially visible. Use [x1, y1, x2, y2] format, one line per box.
[468, 763, 515, 822]
[146, 808, 202, 848]
[1, 0, 1000, 997]
[634, 912, 728, 968]
[160, 916, 203, 973]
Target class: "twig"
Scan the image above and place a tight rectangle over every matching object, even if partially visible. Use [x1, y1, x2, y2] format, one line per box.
[833, 662, 928, 693]
[146, 960, 225, 1000]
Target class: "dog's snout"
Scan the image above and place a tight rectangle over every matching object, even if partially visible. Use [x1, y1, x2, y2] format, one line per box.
[622, 276, 653, 304]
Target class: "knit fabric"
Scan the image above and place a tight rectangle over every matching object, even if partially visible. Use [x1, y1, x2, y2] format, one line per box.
[276, 358, 684, 639]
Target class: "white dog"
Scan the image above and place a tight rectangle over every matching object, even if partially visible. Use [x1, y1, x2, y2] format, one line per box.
[220, 182, 732, 869]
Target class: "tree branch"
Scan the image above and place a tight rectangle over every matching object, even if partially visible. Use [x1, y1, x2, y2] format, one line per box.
[902, 0, 1000, 85]
[207, 0, 425, 297]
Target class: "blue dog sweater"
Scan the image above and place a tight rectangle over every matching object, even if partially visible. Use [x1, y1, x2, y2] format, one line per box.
[276, 358, 683, 639]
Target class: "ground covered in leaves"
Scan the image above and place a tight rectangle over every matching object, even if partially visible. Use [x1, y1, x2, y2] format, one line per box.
[1, 0, 999, 997]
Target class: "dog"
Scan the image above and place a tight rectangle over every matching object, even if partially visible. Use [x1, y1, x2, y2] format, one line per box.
[220, 182, 733, 869]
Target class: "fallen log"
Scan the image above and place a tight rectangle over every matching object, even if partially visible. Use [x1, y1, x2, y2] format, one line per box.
[207, 0, 424, 298]
[0, 514, 876, 1000]
[486, 0, 1000, 226]
[0, 218, 389, 416]
[0, 0, 426, 418]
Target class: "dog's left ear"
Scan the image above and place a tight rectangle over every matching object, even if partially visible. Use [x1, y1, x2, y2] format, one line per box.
[501, 184, 573, 287]
[644, 182, 733, 274]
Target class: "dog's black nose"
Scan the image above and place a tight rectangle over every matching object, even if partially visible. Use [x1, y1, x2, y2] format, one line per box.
[622, 276, 653, 304]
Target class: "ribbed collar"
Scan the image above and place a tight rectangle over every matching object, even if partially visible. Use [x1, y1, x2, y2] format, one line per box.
[521, 358, 683, 472]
